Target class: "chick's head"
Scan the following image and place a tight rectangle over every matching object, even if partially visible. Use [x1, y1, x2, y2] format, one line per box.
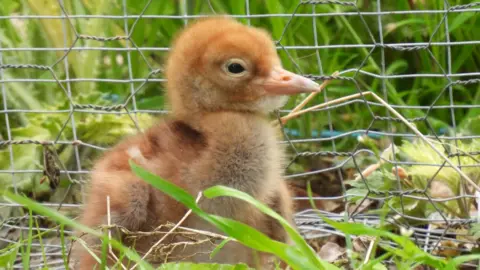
[165, 17, 319, 117]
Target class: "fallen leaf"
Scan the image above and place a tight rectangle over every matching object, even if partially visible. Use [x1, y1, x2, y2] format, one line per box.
[322, 199, 343, 212]
[433, 240, 460, 257]
[318, 242, 345, 262]
[352, 238, 367, 253]
[430, 181, 455, 199]
[348, 198, 375, 215]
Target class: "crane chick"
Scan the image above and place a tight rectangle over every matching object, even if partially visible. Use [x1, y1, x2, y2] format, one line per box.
[72, 16, 320, 269]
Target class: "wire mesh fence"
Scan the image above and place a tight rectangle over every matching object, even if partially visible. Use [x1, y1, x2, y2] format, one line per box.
[1, 0, 480, 269]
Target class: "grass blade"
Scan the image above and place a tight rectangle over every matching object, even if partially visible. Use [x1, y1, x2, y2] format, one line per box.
[210, 238, 232, 259]
[129, 161, 338, 270]
[3, 190, 154, 270]
[203, 185, 335, 269]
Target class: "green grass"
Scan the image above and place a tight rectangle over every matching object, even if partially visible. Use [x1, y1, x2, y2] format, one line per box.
[0, 0, 478, 184]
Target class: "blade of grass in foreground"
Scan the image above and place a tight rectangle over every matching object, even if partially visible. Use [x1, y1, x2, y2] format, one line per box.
[129, 160, 339, 270]
[130, 161, 288, 255]
[158, 262, 253, 269]
[129, 161, 298, 266]
[0, 244, 19, 268]
[209, 238, 232, 260]
[203, 185, 336, 270]
[3, 190, 154, 270]
[59, 224, 69, 270]
[21, 209, 33, 269]
[34, 217, 48, 267]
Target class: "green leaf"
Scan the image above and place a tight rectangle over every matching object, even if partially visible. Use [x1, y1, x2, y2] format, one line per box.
[129, 160, 203, 214]
[449, 12, 476, 34]
[21, 209, 33, 269]
[207, 215, 290, 254]
[157, 262, 253, 270]
[210, 238, 232, 259]
[59, 224, 69, 270]
[444, 254, 480, 270]
[321, 217, 447, 269]
[130, 162, 292, 264]
[0, 245, 19, 268]
[383, 19, 426, 37]
[386, 60, 408, 75]
[372, 263, 389, 270]
[136, 96, 165, 110]
[203, 185, 333, 270]
[362, 252, 391, 270]
[129, 161, 339, 270]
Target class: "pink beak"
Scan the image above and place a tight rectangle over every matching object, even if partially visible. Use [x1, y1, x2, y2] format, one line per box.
[259, 66, 320, 95]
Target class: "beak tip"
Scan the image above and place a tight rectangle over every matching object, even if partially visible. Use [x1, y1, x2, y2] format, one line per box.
[306, 80, 321, 92]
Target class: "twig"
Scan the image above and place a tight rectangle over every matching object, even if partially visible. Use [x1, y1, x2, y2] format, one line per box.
[363, 239, 375, 264]
[106, 223, 233, 243]
[172, 225, 233, 241]
[279, 91, 365, 124]
[279, 90, 480, 193]
[129, 192, 203, 270]
[107, 196, 127, 270]
[146, 237, 216, 262]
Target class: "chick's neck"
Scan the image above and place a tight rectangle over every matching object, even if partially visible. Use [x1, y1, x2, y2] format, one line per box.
[171, 107, 270, 134]
[167, 93, 272, 132]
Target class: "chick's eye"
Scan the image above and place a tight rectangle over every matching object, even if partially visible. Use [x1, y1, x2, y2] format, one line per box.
[223, 58, 248, 77]
[227, 63, 245, 74]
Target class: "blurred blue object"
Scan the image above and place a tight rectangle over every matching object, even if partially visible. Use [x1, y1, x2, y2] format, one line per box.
[282, 127, 446, 139]
[282, 128, 382, 139]
[102, 93, 120, 102]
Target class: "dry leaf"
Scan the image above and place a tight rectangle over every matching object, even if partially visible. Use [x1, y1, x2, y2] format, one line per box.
[348, 198, 374, 215]
[433, 240, 460, 257]
[318, 242, 345, 262]
[322, 199, 343, 212]
[352, 238, 367, 253]
[430, 180, 455, 199]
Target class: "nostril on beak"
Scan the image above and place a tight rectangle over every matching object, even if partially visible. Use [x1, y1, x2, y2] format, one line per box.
[281, 75, 291, 81]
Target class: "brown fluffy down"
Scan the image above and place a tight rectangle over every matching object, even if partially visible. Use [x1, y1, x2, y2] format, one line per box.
[71, 16, 322, 269]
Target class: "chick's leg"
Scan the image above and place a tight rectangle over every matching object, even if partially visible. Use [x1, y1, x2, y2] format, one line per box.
[71, 171, 151, 270]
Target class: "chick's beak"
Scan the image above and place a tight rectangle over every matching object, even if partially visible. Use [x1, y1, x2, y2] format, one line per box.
[260, 66, 320, 95]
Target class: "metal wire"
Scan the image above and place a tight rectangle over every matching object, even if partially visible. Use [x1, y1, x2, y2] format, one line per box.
[1, 0, 479, 269]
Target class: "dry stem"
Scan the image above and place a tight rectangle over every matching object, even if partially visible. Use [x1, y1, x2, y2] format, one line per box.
[129, 192, 203, 270]
[278, 90, 480, 193]
[107, 195, 127, 270]
[271, 71, 339, 126]
[171, 225, 232, 241]
[363, 239, 375, 264]
[290, 71, 340, 115]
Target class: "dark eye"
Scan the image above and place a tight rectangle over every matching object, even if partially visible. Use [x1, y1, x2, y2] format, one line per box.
[227, 63, 245, 74]
[223, 58, 248, 77]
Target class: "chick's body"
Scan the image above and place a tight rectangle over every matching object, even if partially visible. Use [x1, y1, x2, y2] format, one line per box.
[73, 17, 320, 269]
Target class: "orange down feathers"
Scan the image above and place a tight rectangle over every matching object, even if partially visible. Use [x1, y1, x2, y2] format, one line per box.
[72, 16, 321, 269]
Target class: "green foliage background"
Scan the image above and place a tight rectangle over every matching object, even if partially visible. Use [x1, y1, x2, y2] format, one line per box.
[0, 0, 478, 213]
[0, 0, 479, 268]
